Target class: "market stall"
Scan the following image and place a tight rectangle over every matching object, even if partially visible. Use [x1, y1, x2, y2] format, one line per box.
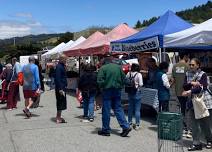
[111, 10, 193, 112]
[111, 10, 192, 61]
[63, 33, 105, 89]
[64, 31, 105, 57]
[51, 36, 86, 58]
[52, 40, 74, 54]
[63, 24, 137, 108]
[64, 24, 137, 90]
[80, 23, 138, 56]
[164, 18, 212, 74]
[41, 42, 66, 59]
[164, 18, 212, 49]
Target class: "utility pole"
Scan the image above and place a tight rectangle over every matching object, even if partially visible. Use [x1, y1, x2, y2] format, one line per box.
[13, 37, 16, 46]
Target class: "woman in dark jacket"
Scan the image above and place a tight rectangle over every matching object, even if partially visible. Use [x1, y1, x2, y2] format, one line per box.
[182, 58, 212, 151]
[146, 58, 158, 89]
[78, 64, 97, 122]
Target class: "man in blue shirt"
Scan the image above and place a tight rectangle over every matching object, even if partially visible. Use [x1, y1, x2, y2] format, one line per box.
[22, 56, 40, 118]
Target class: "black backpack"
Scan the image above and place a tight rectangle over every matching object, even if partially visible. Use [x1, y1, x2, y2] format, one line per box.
[125, 72, 138, 94]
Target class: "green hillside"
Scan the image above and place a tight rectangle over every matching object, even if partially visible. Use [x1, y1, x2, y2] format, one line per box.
[73, 26, 112, 40]
[135, 1, 212, 28]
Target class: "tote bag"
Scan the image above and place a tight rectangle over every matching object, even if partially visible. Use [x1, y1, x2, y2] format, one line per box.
[192, 92, 210, 119]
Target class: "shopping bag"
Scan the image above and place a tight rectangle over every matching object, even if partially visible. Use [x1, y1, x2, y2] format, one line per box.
[192, 92, 210, 119]
[76, 89, 83, 104]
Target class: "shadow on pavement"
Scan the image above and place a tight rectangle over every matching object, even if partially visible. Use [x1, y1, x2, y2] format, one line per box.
[181, 138, 192, 148]
[123, 104, 157, 126]
[0, 101, 7, 104]
[50, 117, 56, 123]
[66, 90, 76, 97]
[0, 106, 8, 110]
[76, 106, 83, 109]
[148, 126, 157, 132]
[74, 115, 84, 119]
[74, 115, 98, 120]
[91, 127, 121, 136]
[15, 113, 40, 117]
[96, 112, 117, 118]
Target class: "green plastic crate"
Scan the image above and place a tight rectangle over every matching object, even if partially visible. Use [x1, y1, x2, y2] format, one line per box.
[157, 112, 183, 141]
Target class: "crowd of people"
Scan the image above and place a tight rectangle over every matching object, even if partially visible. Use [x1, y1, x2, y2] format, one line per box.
[0, 57, 44, 114]
[76, 52, 212, 150]
[0, 52, 212, 151]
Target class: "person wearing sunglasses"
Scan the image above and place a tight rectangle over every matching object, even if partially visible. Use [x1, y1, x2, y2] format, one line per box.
[182, 58, 212, 151]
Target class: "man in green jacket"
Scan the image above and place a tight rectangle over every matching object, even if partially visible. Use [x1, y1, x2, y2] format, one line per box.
[97, 56, 131, 137]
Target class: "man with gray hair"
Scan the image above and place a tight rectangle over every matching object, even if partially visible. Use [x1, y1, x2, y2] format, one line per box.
[6, 57, 22, 110]
[54, 54, 68, 123]
[22, 56, 40, 118]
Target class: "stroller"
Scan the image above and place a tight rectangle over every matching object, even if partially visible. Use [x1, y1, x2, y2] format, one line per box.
[0, 80, 8, 103]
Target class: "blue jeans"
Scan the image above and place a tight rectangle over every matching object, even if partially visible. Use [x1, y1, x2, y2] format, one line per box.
[82, 91, 96, 119]
[50, 77, 55, 90]
[159, 100, 169, 112]
[128, 90, 142, 125]
[102, 88, 129, 133]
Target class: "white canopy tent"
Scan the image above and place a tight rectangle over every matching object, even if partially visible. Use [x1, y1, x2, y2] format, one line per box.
[49, 36, 86, 54]
[62, 36, 86, 52]
[41, 42, 66, 59]
[47, 36, 86, 59]
[57, 40, 74, 53]
[164, 18, 212, 48]
[41, 36, 86, 61]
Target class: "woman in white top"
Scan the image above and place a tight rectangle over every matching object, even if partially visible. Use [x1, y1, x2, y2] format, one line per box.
[126, 63, 143, 130]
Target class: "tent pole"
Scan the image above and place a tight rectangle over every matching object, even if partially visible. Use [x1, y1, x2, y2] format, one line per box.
[163, 48, 166, 62]
[78, 56, 81, 76]
[159, 48, 162, 63]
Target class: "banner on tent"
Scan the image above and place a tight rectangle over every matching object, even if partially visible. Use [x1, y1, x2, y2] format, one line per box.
[111, 37, 159, 52]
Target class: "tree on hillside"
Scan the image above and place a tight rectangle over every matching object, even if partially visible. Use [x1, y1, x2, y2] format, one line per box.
[142, 17, 158, 27]
[56, 32, 74, 44]
[137, 1, 212, 27]
[135, 20, 142, 28]
[0, 43, 42, 60]
[176, 1, 212, 24]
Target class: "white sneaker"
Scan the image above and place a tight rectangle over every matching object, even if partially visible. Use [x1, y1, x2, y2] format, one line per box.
[182, 130, 188, 137]
[81, 119, 90, 123]
[129, 123, 133, 129]
[186, 130, 192, 138]
[134, 125, 141, 131]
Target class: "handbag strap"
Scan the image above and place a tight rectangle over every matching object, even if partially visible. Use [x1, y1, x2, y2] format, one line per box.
[207, 88, 212, 96]
[130, 72, 138, 79]
[192, 71, 205, 82]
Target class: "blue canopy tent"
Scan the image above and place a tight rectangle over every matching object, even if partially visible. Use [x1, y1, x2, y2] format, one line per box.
[111, 10, 193, 61]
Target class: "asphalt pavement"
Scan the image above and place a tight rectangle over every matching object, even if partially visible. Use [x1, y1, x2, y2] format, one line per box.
[0, 86, 211, 152]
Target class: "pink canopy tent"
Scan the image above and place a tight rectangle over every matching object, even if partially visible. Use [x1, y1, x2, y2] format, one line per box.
[64, 31, 105, 57]
[80, 23, 138, 56]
